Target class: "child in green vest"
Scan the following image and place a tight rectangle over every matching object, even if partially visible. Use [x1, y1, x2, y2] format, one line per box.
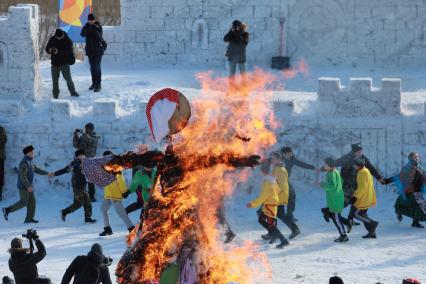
[319, 158, 348, 243]
[126, 166, 157, 219]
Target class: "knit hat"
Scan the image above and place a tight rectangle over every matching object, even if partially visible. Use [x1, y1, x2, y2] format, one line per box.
[75, 150, 85, 157]
[329, 276, 344, 284]
[351, 143, 363, 152]
[88, 13, 96, 21]
[90, 243, 103, 254]
[324, 157, 335, 168]
[23, 145, 34, 155]
[354, 158, 365, 167]
[281, 146, 293, 154]
[54, 29, 64, 37]
[232, 20, 242, 27]
[10, 238, 22, 249]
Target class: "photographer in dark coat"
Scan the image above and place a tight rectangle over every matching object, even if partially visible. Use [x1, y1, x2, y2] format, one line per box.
[224, 20, 249, 78]
[45, 29, 79, 99]
[81, 13, 105, 92]
[8, 230, 46, 284]
[61, 243, 112, 284]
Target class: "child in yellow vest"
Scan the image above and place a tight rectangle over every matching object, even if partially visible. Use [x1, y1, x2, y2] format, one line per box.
[348, 158, 379, 239]
[99, 151, 134, 236]
[247, 163, 289, 249]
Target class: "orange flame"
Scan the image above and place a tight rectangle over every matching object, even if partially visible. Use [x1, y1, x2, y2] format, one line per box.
[118, 69, 280, 283]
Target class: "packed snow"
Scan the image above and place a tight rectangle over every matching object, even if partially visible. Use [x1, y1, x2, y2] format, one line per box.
[0, 61, 425, 283]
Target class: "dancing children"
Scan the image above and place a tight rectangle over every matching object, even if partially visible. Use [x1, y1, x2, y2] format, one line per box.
[319, 158, 348, 242]
[247, 163, 288, 249]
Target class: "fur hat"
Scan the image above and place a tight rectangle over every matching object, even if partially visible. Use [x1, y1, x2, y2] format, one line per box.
[23, 145, 34, 155]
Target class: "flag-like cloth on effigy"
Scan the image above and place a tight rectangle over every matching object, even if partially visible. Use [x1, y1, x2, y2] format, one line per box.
[59, 0, 92, 42]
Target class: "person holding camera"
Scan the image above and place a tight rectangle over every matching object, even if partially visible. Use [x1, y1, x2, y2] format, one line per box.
[73, 123, 100, 202]
[8, 229, 46, 284]
[224, 20, 249, 79]
[52, 150, 96, 223]
[61, 243, 112, 284]
[81, 13, 106, 92]
[2, 146, 51, 223]
[45, 29, 79, 99]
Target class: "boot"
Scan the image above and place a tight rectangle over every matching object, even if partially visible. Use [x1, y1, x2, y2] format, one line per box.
[2, 207, 9, 221]
[70, 91, 79, 97]
[321, 208, 330, 223]
[128, 226, 135, 232]
[334, 235, 349, 243]
[24, 219, 39, 224]
[346, 220, 353, 234]
[89, 84, 96, 91]
[412, 220, 424, 228]
[99, 226, 113, 236]
[94, 84, 101, 92]
[289, 226, 301, 240]
[224, 231, 236, 244]
[397, 213, 403, 222]
[60, 209, 67, 222]
[269, 237, 277, 244]
[276, 236, 289, 249]
[362, 232, 376, 239]
[85, 217, 97, 223]
[261, 233, 273, 240]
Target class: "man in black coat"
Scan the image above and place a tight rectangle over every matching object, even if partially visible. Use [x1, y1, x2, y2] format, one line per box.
[224, 20, 249, 78]
[61, 243, 112, 284]
[8, 232, 46, 284]
[335, 143, 384, 206]
[52, 150, 96, 223]
[81, 13, 105, 92]
[0, 125, 6, 201]
[45, 29, 78, 99]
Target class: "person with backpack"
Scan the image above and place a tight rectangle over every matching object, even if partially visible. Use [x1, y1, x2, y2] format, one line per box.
[52, 150, 96, 223]
[318, 158, 348, 242]
[247, 163, 289, 249]
[45, 29, 79, 99]
[99, 151, 134, 236]
[61, 243, 112, 284]
[81, 13, 106, 92]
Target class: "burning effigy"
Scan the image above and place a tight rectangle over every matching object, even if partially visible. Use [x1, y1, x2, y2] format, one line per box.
[84, 71, 278, 283]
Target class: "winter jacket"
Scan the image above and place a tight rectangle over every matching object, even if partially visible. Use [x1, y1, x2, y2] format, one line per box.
[73, 132, 99, 158]
[81, 22, 105, 57]
[61, 251, 112, 284]
[0, 125, 6, 160]
[283, 156, 315, 178]
[320, 169, 344, 213]
[104, 173, 127, 200]
[129, 168, 157, 203]
[45, 33, 74, 67]
[9, 239, 46, 284]
[54, 159, 87, 188]
[17, 156, 48, 191]
[353, 167, 377, 210]
[223, 29, 249, 63]
[335, 152, 382, 191]
[249, 175, 279, 218]
[272, 165, 289, 205]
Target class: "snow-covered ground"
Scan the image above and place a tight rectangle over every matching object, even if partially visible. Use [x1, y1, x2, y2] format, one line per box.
[1, 61, 425, 283]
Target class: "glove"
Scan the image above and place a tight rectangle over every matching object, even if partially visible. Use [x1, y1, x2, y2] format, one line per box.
[122, 191, 130, 199]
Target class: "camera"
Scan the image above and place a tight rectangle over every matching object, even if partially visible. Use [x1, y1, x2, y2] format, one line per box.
[74, 129, 82, 134]
[22, 229, 38, 240]
[103, 256, 113, 266]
